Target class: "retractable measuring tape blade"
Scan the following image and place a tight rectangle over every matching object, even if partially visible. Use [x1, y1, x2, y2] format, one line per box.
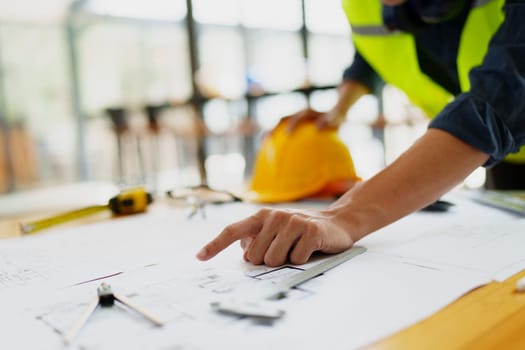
[20, 187, 153, 234]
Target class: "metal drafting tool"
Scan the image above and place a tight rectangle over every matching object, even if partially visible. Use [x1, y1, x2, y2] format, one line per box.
[210, 300, 285, 320]
[166, 184, 241, 220]
[20, 187, 153, 234]
[211, 246, 367, 319]
[186, 196, 207, 220]
[63, 282, 164, 345]
[265, 246, 367, 300]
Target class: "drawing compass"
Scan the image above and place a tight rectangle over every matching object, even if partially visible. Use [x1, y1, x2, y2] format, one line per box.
[63, 282, 164, 344]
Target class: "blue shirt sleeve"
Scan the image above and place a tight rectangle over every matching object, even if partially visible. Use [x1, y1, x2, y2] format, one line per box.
[342, 51, 384, 94]
[429, 1, 525, 166]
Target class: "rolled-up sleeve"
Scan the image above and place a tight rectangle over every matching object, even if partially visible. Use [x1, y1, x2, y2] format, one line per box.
[343, 51, 384, 94]
[429, 1, 525, 166]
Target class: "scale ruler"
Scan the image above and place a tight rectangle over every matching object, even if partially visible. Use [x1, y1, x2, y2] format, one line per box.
[266, 246, 367, 300]
[211, 246, 367, 319]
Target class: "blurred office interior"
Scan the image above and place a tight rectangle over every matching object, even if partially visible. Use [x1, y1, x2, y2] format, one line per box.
[0, 0, 485, 197]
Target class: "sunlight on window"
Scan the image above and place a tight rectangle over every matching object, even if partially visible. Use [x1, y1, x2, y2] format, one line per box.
[308, 34, 354, 86]
[240, 0, 302, 30]
[305, 0, 350, 34]
[197, 28, 246, 99]
[309, 89, 338, 112]
[84, 0, 186, 20]
[464, 167, 486, 189]
[203, 99, 234, 134]
[206, 153, 246, 189]
[193, 0, 239, 25]
[255, 93, 307, 130]
[245, 32, 306, 92]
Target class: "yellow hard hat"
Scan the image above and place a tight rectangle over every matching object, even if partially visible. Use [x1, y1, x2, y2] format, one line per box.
[246, 120, 361, 203]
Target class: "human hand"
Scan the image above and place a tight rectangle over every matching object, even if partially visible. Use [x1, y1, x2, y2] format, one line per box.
[196, 207, 355, 267]
[274, 107, 346, 134]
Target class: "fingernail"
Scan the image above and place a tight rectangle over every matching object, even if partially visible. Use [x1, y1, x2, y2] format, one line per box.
[196, 248, 208, 260]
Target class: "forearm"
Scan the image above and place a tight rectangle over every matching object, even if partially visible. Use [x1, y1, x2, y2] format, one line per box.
[326, 129, 490, 241]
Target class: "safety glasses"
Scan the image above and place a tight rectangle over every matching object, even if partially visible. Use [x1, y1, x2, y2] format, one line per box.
[166, 184, 242, 219]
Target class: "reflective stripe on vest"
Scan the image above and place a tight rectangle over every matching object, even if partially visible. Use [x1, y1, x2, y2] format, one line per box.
[342, 0, 525, 163]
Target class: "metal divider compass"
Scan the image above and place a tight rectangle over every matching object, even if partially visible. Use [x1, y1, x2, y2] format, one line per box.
[63, 282, 164, 345]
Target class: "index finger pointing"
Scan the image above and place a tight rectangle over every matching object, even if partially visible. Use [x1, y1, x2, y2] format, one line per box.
[196, 215, 262, 261]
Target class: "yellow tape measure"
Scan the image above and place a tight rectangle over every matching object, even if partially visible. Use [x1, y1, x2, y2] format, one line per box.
[21, 187, 153, 235]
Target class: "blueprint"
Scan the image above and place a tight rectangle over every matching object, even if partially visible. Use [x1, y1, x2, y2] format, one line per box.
[0, 192, 524, 349]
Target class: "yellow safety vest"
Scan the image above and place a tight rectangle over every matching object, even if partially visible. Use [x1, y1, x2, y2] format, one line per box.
[342, 0, 525, 163]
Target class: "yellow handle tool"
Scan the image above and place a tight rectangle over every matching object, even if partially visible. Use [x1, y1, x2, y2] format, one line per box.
[20, 187, 153, 235]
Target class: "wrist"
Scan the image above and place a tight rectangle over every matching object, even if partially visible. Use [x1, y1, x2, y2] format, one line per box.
[322, 206, 368, 244]
[323, 184, 385, 242]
